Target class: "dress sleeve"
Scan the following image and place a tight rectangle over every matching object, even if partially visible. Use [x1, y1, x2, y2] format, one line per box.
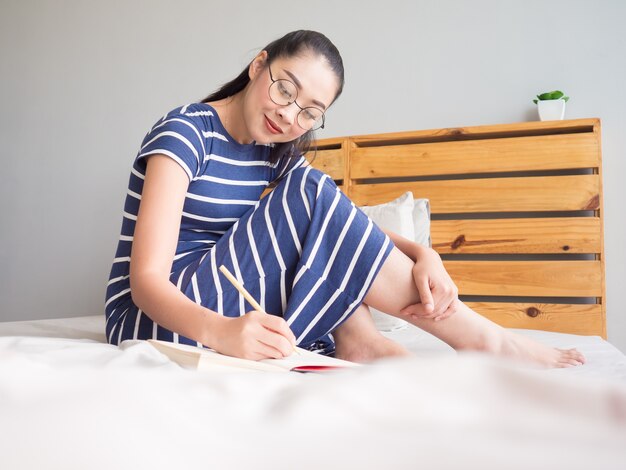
[136, 114, 205, 181]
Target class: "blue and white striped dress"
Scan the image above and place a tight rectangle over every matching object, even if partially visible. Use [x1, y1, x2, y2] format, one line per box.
[105, 103, 393, 354]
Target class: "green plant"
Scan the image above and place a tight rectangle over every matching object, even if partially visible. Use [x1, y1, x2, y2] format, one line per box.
[533, 90, 570, 104]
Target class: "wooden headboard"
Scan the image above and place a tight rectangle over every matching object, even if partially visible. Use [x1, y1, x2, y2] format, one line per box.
[308, 118, 605, 337]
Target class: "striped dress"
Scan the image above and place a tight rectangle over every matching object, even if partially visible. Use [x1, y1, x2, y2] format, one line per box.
[105, 103, 393, 354]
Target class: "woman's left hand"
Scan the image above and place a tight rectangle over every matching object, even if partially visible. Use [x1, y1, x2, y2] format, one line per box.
[401, 246, 459, 322]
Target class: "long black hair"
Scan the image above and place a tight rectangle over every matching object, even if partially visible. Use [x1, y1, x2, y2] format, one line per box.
[201, 30, 344, 163]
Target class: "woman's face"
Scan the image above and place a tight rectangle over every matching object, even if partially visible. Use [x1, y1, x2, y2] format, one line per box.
[242, 51, 340, 144]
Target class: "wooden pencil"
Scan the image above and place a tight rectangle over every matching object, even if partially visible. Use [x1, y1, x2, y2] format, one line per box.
[219, 265, 265, 312]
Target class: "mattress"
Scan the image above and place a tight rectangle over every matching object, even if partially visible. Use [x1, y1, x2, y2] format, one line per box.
[1, 315, 625, 470]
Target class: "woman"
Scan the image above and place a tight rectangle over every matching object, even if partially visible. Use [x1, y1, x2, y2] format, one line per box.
[105, 30, 584, 367]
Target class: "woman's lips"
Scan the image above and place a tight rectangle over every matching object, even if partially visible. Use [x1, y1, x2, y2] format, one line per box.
[265, 116, 283, 134]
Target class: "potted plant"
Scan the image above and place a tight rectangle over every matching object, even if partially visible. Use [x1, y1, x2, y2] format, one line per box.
[533, 90, 570, 121]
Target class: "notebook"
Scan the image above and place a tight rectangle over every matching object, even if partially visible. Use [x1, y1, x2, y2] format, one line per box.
[147, 339, 358, 373]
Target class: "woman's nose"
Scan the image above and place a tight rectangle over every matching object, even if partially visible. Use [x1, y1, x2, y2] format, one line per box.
[276, 102, 299, 125]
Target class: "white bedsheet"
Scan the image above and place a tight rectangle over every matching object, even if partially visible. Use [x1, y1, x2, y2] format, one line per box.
[1, 316, 625, 469]
[2, 314, 624, 382]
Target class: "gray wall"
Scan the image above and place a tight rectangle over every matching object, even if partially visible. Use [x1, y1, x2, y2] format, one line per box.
[2, 0, 625, 352]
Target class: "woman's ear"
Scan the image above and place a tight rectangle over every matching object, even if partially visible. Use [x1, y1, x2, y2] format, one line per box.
[248, 50, 268, 80]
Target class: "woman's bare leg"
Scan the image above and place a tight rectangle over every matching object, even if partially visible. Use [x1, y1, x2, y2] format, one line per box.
[362, 247, 585, 368]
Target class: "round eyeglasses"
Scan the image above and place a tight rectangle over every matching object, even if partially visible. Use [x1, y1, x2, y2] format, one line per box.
[267, 65, 325, 131]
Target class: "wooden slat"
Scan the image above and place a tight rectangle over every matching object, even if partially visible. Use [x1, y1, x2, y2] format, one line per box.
[342, 139, 353, 195]
[465, 302, 605, 337]
[313, 137, 345, 148]
[432, 217, 601, 254]
[307, 148, 344, 180]
[595, 119, 607, 338]
[349, 175, 600, 212]
[349, 118, 599, 146]
[351, 133, 599, 178]
[443, 260, 602, 297]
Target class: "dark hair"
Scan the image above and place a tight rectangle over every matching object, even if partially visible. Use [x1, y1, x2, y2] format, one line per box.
[201, 30, 345, 163]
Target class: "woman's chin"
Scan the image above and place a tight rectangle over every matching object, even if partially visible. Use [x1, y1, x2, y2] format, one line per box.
[253, 131, 288, 145]
[252, 134, 273, 145]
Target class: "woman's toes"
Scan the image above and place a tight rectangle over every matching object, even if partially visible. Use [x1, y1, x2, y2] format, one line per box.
[567, 348, 585, 363]
[556, 349, 585, 367]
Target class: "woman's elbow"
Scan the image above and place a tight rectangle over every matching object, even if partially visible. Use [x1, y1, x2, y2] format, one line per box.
[129, 271, 146, 309]
[129, 268, 160, 310]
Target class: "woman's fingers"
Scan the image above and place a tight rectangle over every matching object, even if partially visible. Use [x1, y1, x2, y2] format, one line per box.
[221, 311, 296, 360]
[401, 298, 459, 321]
[257, 333, 294, 359]
[400, 303, 430, 317]
[261, 312, 297, 345]
[415, 278, 434, 314]
[255, 311, 296, 358]
[431, 281, 458, 316]
[433, 299, 458, 322]
[413, 275, 460, 318]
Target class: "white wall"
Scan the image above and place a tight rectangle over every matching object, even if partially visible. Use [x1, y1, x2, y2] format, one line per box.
[1, 0, 624, 351]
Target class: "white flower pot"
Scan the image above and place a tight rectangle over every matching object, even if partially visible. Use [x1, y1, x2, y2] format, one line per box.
[537, 99, 566, 121]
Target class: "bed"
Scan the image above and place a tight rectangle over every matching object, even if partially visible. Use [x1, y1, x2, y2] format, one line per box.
[1, 118, 625, 470]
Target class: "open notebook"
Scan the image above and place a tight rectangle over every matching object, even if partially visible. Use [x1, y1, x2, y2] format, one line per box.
[147, 339, 358, 373]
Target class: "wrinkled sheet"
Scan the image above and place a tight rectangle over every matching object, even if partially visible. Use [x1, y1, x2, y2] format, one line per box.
[1, 318, 626, 469]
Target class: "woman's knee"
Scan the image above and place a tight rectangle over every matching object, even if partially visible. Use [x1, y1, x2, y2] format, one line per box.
[272, 166, 337, 209]
[283, 166, 325, 187]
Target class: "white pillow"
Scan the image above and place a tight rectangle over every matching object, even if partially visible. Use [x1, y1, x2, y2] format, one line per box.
[360, 192, 432, 332]
[413, 198, 431, 248]
[360, 191, 416, 243]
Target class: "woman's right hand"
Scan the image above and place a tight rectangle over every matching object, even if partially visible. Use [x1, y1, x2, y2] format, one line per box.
[213, 311, 297, 361]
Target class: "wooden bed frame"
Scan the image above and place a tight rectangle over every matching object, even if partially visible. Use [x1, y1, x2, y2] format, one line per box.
[308, 118, 605, 337]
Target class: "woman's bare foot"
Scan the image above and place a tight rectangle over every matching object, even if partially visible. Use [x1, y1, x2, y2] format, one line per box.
[333, 303, 413, 363]
[335, 333, 413, 363]
[402, 300, 586, 369]
[493, 330, 586, 368]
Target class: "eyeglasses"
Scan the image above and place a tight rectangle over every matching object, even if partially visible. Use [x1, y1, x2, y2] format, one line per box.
[267, 65, 325, 131]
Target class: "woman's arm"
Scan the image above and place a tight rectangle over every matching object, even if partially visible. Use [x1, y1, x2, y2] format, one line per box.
[381, 228, 423, 262]
[129, 155, 295, 359]
[129, 155, 222, 346]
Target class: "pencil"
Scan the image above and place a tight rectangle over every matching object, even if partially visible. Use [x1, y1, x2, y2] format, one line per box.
[218, 265, 300, 355]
